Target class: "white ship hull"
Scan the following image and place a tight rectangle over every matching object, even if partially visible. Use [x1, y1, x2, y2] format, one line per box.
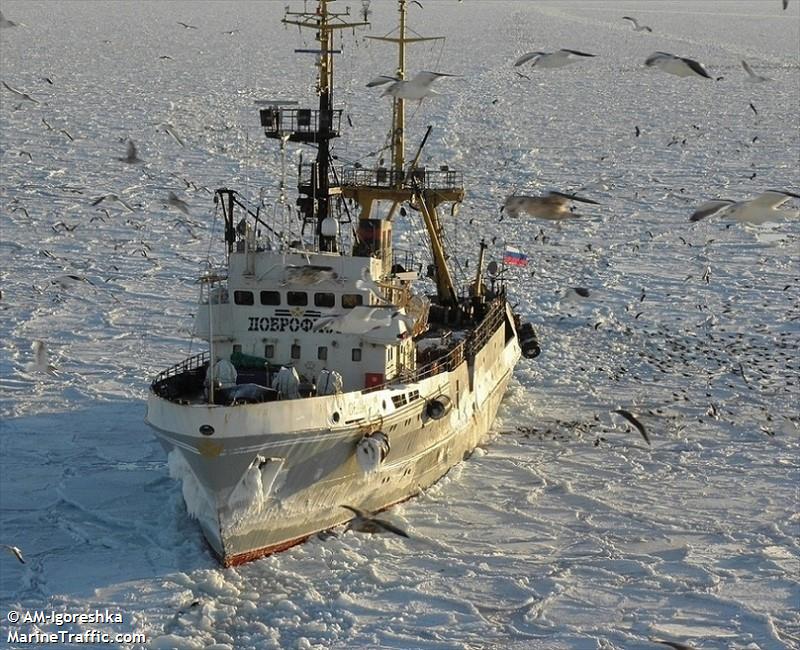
[147, 309, 520, 566]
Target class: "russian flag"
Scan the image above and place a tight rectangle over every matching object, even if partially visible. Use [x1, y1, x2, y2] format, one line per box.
[503, 246, 528, 267]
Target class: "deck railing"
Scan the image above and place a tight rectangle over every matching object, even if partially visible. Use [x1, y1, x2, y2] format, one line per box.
[362, 340, 466, 394]
[361, 298, 507, 394]
[341, 167, 463, 192]
[260, 108, 342, 142]
[464, 299, 506, 360]
[152, 350, 209, 386]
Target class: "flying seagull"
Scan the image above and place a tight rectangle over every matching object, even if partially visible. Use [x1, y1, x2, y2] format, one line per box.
[160, 123, 185, 147]
[689, 191, 800, 224]
[366, 74, 398, 87]
[741, 59, 770, 83]
[1, 81, 39, 104]
[645, 52, 711, 79]
[613, 409, 650, 445]
[2, 545, 25, 563]
[177, 21, 197, 29]
[514, 49, 596, 69]
[367, 71, 456, 100]
[341, 505, 409, 538]
[501, 191, 600, 220]
[91, 193, 136, 212]
[166, 191, 191, 215]
[650, 640, 695, 650]
[622, 16, 652, 32]
[0, 10, 20, 28]
[117, 140, 142, 164]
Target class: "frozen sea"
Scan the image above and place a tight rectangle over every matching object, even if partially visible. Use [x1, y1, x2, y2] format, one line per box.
[1, 1, 799, 648]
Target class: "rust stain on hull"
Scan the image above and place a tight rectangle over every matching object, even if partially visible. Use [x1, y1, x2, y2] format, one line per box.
[223, 535, 311, 567]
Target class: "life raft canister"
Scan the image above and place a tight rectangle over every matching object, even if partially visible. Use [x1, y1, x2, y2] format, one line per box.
[356, 431, 390, 473]
[518, 322, 541, 359]
[425, 395, 452, 420]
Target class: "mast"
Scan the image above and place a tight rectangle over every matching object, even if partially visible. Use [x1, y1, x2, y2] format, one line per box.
[366, 0, 444, 187]
[343, 1, 461, 307]
[394, 0, 406, 179]
[281, 1, 367, 252]
[471, 239, 488, 298]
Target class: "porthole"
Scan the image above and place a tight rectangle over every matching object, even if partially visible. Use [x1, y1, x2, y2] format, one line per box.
[199, 424, 215, 436]
[332, 412, 340, 423]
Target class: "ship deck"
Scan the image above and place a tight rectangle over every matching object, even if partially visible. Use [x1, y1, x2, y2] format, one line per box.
[151, 296, 509, 406]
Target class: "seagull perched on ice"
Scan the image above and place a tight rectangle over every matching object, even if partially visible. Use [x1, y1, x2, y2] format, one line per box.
[514, 49, 596, 69]
[689, 190, 800, 224]
[645, 52, 711, 79]
[341, 505, 409, 538]
[2, 545, 25, 563]
[622, 16, 652, 32]
[741, 59, 770, 83]
[501, 191, 600, 220]
[117, 140, 143, 164]
[367, 71, 456, 100]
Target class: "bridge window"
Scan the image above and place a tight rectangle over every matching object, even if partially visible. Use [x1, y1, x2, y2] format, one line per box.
[342, 293, 363, 309]
[318, 346, 328, 361]
[314, 292, 335, 308]
[260, 291, 280, 305]
[352, 348, 361, 362]
[264, 344, 275, 358]
[287, 291, 308, 306]
[234, 290, 254, 305]
[291, 344, 301, 359]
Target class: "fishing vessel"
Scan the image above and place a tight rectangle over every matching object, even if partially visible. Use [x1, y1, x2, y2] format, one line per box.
[145, 0, 540, 567]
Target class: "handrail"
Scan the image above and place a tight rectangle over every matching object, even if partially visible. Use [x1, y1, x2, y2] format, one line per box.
[341, 167, 464, 192]
[464, 298, 506, 359]
[152, 351, 209, 386]
[260, 108, 343, 139]
[362, 340, 465, 394]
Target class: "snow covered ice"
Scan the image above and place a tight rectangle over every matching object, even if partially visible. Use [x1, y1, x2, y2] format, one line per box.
[1, 1, 798, 648]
